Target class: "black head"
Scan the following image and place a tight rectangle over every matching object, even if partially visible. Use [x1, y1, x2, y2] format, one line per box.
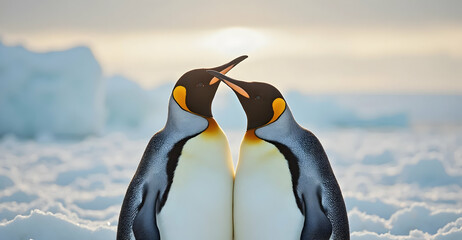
[172, 55, 248, 117]
[207, 70, 286, 130]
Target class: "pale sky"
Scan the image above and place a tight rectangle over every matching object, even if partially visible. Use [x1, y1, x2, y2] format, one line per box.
[1, 0, 462, 93]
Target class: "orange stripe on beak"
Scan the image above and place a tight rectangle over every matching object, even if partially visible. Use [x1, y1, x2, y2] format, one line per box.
[209, 65, 234, 85]
[223, 80, 250, 98]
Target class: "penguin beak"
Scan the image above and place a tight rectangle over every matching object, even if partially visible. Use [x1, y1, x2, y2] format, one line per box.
[206, 70, 250, 98]
[209, 55, 248, 85]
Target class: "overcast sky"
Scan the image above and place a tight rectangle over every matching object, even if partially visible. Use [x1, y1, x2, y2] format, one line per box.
[2, 0, 462, 31]
[1, 0, 462, 93]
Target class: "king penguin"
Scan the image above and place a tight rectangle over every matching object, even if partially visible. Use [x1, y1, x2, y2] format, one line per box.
[117, 55, 247, 240]
[207, 70, 350, 240]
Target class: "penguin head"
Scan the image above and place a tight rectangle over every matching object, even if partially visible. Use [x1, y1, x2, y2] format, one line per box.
[206, 71, 286, 130]
[172, 55, 248, 117]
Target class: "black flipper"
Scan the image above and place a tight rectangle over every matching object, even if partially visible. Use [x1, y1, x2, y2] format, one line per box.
[300, 183, 332, 240]
[301, 131, 350, 240]
[133, 187, 160, 240]
[117, 176, 158, 240]
[117, 134, 164, 240]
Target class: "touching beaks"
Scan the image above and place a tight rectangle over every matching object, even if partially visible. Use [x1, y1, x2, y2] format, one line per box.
[206, 70, 250, 99]
[209, 55, 248, 85]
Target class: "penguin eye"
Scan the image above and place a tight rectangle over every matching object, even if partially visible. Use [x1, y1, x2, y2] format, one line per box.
[196, 82, 205, 88]
[255, 95, 261, 100]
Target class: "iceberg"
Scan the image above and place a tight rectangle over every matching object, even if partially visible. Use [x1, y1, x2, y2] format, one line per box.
[0, 41, 104, 138]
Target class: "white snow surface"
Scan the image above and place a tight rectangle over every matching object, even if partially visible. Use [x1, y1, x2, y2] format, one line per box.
[1, 127, 462, 239]
[1, 41, 462, 239]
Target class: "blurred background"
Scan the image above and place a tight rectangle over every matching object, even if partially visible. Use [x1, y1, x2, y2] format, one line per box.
[1, 1, 462, 239]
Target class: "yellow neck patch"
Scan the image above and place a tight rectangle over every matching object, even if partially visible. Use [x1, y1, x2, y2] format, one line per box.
[243, 129, 261, 143]
[173, 86, 191, 112]
[202, 118, 220, 136]
[267, 98, 286, 125]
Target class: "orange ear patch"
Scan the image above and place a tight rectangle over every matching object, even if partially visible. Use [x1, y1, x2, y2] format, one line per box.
[173, 86, 191, 112]
[209, 65, 235, 85]
[267, 98, 286, 125]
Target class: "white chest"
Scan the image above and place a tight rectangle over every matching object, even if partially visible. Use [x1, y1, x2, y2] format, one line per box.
[157, 129, 234, 240]
[234, 139, 304, 240]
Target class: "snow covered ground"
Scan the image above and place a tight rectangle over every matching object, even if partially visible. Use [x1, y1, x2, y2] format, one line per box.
[1, 126, 461, 239]
[1, 41, 462, 239]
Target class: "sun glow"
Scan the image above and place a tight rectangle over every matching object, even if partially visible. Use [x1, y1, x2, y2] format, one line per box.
[199, 27, 270, 56]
